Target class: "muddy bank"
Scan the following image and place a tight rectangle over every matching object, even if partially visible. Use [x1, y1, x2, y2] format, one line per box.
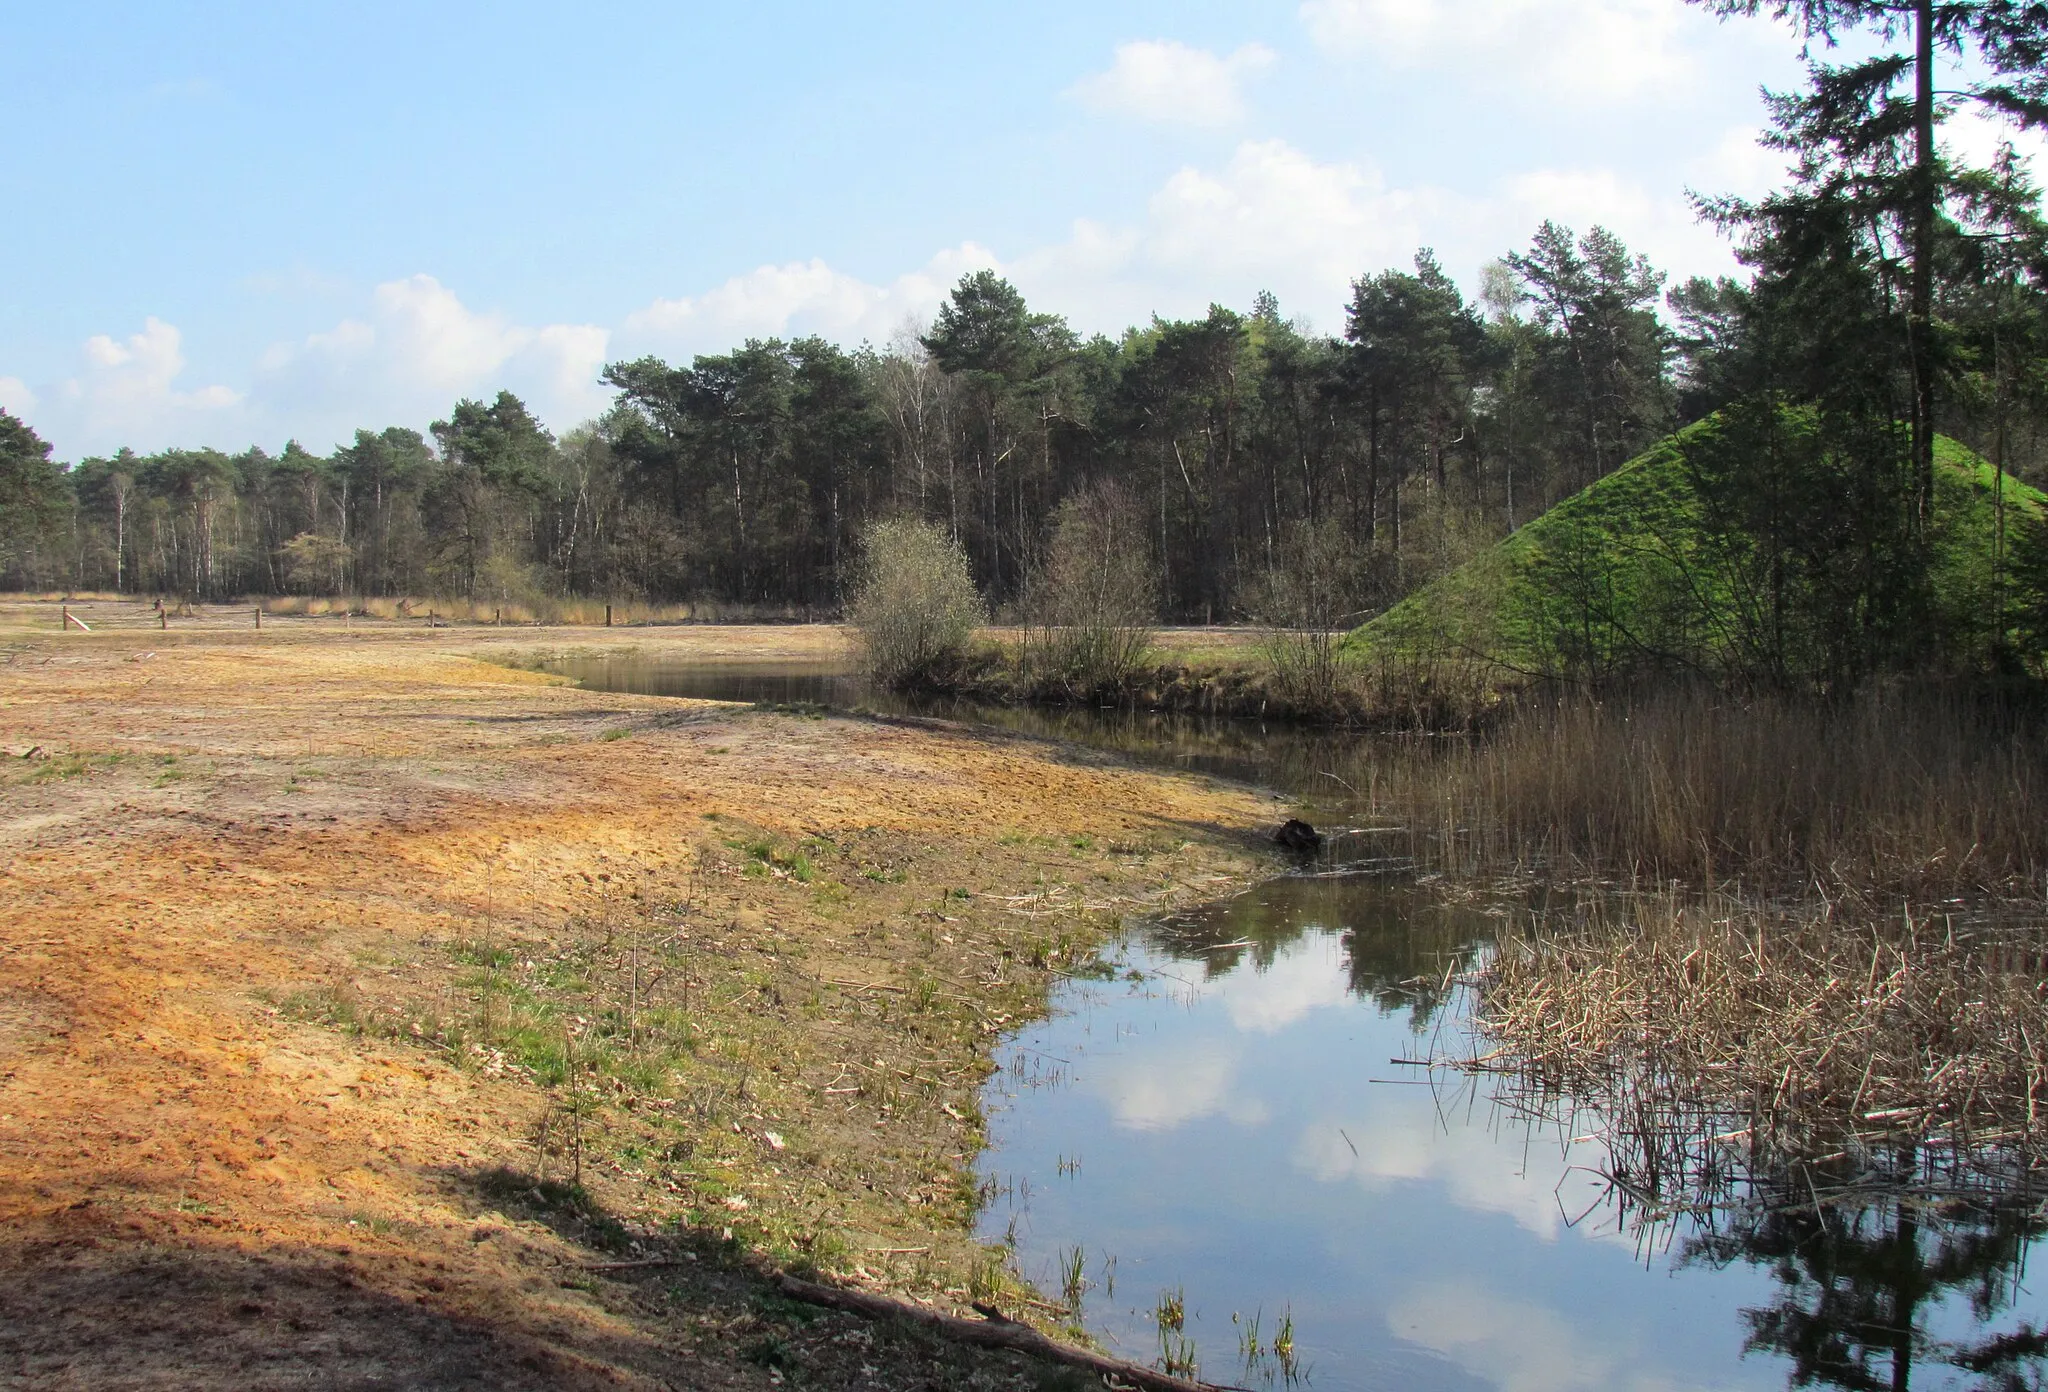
[0, 607, 1272, 1388]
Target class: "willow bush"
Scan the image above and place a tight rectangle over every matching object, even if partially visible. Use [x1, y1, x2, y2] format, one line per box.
[847, 518, 985, 687]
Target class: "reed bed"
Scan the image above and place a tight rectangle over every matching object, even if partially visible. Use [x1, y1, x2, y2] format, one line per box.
[1366, 683, 2048, 897]
[1475, 896, 2048, 1210]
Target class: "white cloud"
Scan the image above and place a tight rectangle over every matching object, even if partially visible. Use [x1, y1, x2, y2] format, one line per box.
[1142, 139, 1444, 300]
[1300, 0, 1710, 102]
[78, 318, 241, 413]
[1388, 1280, 1720, 1392]
[1687, 124, 1790, 202]
[29, 317, 244, 453]
[1008, 138, 1741, 332]
[618, 245, 1000, 361]
[1943, 102, 2048, 179]
[257, 274, 612, 443]
[1069, 40, 1276, 128]
[4, 127, 1760, 460]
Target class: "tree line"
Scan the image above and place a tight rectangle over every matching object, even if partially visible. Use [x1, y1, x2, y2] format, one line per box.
[6, 0, 2048, 684]
[0, 222, 1701, 624]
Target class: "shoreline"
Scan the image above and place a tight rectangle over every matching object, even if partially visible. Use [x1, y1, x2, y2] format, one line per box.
[0, 607, 1277, 1388]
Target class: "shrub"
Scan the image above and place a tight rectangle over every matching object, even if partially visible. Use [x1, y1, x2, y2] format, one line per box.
[1025, 480, 1156, 692]
[847, 518, 985, 686]
[1248, 516, 1366, 713]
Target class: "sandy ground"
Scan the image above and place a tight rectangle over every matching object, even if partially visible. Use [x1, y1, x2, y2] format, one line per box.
[0, 600, 1274, 1390]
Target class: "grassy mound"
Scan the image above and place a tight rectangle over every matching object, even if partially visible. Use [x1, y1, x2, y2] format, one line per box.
[1348, 415, 2048, 678]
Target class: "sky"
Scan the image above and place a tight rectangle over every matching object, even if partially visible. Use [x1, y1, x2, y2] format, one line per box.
[0, 0, 2025, 460]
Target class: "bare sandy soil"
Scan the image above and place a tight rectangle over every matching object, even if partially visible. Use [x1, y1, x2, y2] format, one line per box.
[0, 601, 1274, 1390]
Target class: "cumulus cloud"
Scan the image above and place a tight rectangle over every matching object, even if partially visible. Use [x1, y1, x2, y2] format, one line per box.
[1069, 40, 1276, 127]
[21, 317, 245, 454]
[1143, 138, 1445, 299]
[1007, 137, 1744, 333]
[6, 126, 1764, 460]
[617, 245, 1000, 361]
[258, 274, 612, 439]
[1943, 102, 2048, 179]
[1300, 0, 1712, 102]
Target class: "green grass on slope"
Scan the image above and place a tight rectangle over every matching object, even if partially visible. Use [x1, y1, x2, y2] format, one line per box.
[1348, 416, 2047, 678]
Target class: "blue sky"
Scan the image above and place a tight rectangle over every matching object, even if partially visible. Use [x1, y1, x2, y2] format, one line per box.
[1, 0, 2007, 459]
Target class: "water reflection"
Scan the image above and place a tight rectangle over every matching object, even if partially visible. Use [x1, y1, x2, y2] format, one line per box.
[1689, 1174, 2048, 1391]
[979, 877, 2048, 1392]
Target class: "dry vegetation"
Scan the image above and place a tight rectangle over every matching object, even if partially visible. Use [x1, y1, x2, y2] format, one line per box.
[1364, 682, 2048, 898]
[1471, 893, 2048, 1240]
[0, 597, 1270, 1389]
[1384, 684, 2048, 1220]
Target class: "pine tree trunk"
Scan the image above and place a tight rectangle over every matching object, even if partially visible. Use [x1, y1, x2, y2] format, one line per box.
[1912, 0, 1937, 530]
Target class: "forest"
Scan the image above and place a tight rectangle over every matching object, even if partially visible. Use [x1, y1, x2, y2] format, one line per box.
[7, 1, 2048, 697]
[0, 228, 1680, 622]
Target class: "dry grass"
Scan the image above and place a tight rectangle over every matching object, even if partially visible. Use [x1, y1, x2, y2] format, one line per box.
[1365, 683, 2048, 896]
[0, 590, 827, 626]
[261, 594, 724, 625]
[1474, 894, 2048, 1217]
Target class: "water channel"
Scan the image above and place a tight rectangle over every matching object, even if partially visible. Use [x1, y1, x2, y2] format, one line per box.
[557, 651, 2048, 1392]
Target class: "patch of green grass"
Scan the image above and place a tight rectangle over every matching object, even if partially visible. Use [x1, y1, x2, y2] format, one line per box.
[735, 837, 816, 882]
[600, 727, 633, 742]
[750, 700, 827, 719]
[24, 752, 125, 783]
[449, 939, 515, 970]
[1351, 418, 2048, 678]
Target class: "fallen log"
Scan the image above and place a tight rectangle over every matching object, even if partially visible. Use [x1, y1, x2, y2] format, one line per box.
[774, 1273, 1241, 1392]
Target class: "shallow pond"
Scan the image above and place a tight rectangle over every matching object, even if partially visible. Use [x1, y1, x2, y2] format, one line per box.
[556, 652, 2048, 1391]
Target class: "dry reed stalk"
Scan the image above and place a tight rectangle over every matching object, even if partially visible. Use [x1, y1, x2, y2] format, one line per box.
[1473, 895, 2048, 1209]
[1370, 684, 2048, 897]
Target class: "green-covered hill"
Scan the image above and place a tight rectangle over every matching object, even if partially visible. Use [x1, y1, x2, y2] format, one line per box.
[1347, 415, 2048, 680]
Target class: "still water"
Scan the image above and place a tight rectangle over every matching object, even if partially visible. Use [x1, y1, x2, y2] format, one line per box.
[556, 653, 2048, 1391]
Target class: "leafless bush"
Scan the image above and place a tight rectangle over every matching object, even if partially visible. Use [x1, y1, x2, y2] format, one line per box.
[1247, 517, 1365, 713]
[1023, 481, 1156, 693]
[847, 518, 985, 687]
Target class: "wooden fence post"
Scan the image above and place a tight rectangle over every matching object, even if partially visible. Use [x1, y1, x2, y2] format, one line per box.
[605, 604, 613, 628]
[254, 606, 262, 630]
